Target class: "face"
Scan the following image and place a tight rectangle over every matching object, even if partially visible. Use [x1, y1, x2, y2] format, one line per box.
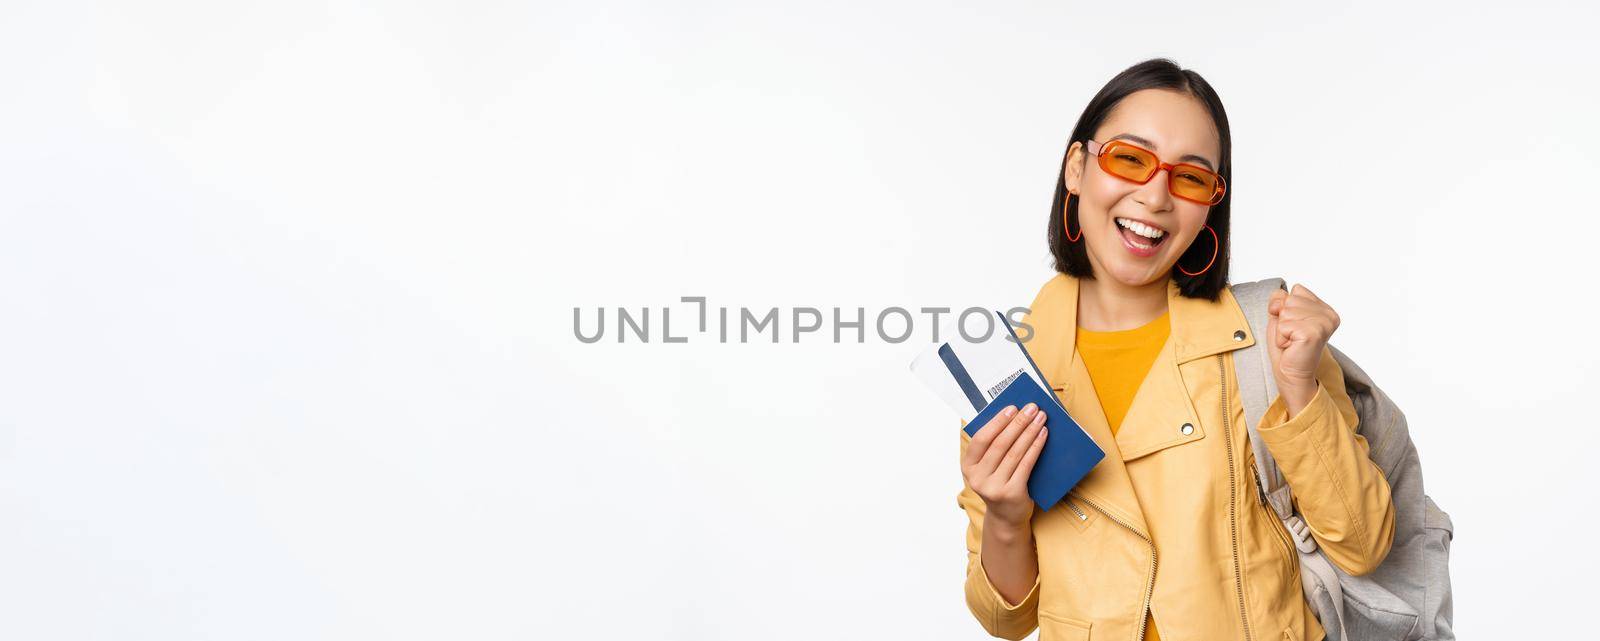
[1064, 89, 1223, 287]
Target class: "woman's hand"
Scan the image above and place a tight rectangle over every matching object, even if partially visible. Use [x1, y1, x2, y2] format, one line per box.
[1266, 284, 1340, 417]
[961, 403, 1048, 528]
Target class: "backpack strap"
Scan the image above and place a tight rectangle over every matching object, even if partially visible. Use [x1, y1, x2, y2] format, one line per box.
[1229, 278, 1296, 520]
[1231, 278, 1352, 638]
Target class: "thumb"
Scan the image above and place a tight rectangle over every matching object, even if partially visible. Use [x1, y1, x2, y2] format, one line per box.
[1265, 289, 1286, 363]
[1268, 288, 1287, 316]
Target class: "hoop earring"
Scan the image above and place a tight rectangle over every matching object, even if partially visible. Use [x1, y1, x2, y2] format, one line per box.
[1177, 224, 1219, 277]
[1064, 192, 1082, 242]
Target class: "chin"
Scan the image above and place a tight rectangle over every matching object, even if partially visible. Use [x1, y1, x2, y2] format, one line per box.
[1104, 260, 1170, 287]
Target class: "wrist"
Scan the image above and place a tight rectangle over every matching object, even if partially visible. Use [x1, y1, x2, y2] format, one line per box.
[1277, 379, 1317, 417]
[986, 513, 1032, 542]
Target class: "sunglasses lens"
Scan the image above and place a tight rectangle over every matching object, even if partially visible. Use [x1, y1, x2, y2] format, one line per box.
[1096, 141, 1224, 204]
[1171, 166, 1223, 204]
[1100, 143, 1158, 182]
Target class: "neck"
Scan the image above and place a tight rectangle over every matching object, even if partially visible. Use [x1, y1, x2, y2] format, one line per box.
[1077, 275, 1169, 331]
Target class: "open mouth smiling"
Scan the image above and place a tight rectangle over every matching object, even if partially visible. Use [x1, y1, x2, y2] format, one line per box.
[1115, 216, 1170, 252]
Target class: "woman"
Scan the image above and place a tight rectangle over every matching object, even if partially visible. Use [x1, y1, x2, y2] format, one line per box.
[956, 59, 1396, 641]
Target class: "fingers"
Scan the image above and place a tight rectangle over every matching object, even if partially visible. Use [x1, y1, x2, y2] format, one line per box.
[963, 405, 1017, 467]
[1291, 283, 1323, 303]
[1270, 284, 1339, 339]
[979, 403, 1040, 472]
[1279, 285, 1332, 316]
[1275, 318, 1307, 348]
[1300, 285, 1339, 329]
[995, 410, 1047, 482]
[1271, 286, 1321, 314]
[1266, 290, 1284, 358]
[1263, 284, 1340, 381]
[1275, 313, 1335, 349]
[1280, 286, 1338, 326]
[1275, 316, 1338, 347]
[1010, 425, 1048, 486]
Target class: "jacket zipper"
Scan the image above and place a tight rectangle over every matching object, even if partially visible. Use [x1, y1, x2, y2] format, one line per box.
[1250, 459, 1269, 507]
[1252, 460, 1298, 570]
[1065, 499, 1088, 521]
[1072, 493, 1156, 641]
[1218, 354, 1254, 641]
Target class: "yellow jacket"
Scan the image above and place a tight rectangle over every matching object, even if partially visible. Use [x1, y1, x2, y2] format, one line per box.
[958, 274, 1396, 641]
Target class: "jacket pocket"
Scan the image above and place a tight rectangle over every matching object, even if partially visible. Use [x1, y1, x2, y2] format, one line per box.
[1061, 495, 1095, 532]
[1252, 462, 1298, 573]
[1037, 611, 1091, 641]
[1264, 506, 1298, 574]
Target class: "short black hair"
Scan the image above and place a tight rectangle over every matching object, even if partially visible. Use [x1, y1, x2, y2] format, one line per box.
[1047, 58, 1233, 301]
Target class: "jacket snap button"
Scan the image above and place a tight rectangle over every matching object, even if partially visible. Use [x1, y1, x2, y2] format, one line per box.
[1233, 330, 1246, 341]
[1180, 423, 1194, 435]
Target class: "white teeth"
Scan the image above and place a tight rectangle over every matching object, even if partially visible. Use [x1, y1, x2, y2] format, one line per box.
[1116, 217, 1166, 240]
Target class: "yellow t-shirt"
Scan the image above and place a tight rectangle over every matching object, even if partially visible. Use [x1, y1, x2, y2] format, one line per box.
[1075, 308, 1170, 641]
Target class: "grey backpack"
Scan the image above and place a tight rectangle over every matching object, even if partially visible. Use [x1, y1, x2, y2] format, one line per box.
[1231, 279, 1455, 641]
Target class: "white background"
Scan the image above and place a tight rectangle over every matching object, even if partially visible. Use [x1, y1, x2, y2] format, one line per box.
[2, 1, 1596, 639]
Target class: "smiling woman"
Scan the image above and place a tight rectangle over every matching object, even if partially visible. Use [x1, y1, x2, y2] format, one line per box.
[954, 58, 1407, 641]
[1049, 64, 1233, 303]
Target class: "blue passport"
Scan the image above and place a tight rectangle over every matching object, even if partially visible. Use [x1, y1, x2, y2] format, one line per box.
[965, 374, 1104, 513]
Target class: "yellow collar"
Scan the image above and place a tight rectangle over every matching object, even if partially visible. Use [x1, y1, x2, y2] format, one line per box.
[1022, 273, 1257, 388]
[1017, 273, 1260, 532]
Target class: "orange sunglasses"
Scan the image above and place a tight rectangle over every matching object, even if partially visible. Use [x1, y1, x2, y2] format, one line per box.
[1085, 139, 1226, 206]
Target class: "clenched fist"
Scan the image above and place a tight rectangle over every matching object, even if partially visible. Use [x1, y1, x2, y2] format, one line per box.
[1265, 284, 1340, 417]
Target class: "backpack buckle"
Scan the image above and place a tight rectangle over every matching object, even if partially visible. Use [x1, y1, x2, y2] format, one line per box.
[1284, 514, 1320, 554]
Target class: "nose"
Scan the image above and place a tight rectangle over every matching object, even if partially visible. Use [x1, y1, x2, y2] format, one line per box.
[1134, 167, 1176, 212]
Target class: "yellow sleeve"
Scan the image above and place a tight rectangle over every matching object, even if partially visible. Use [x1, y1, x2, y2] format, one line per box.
[1255, 345, 1397, 575]
[956, 429, 1040, 639]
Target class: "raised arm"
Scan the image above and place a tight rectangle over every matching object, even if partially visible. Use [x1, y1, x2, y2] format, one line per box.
[1257, 284, 1395, 574]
